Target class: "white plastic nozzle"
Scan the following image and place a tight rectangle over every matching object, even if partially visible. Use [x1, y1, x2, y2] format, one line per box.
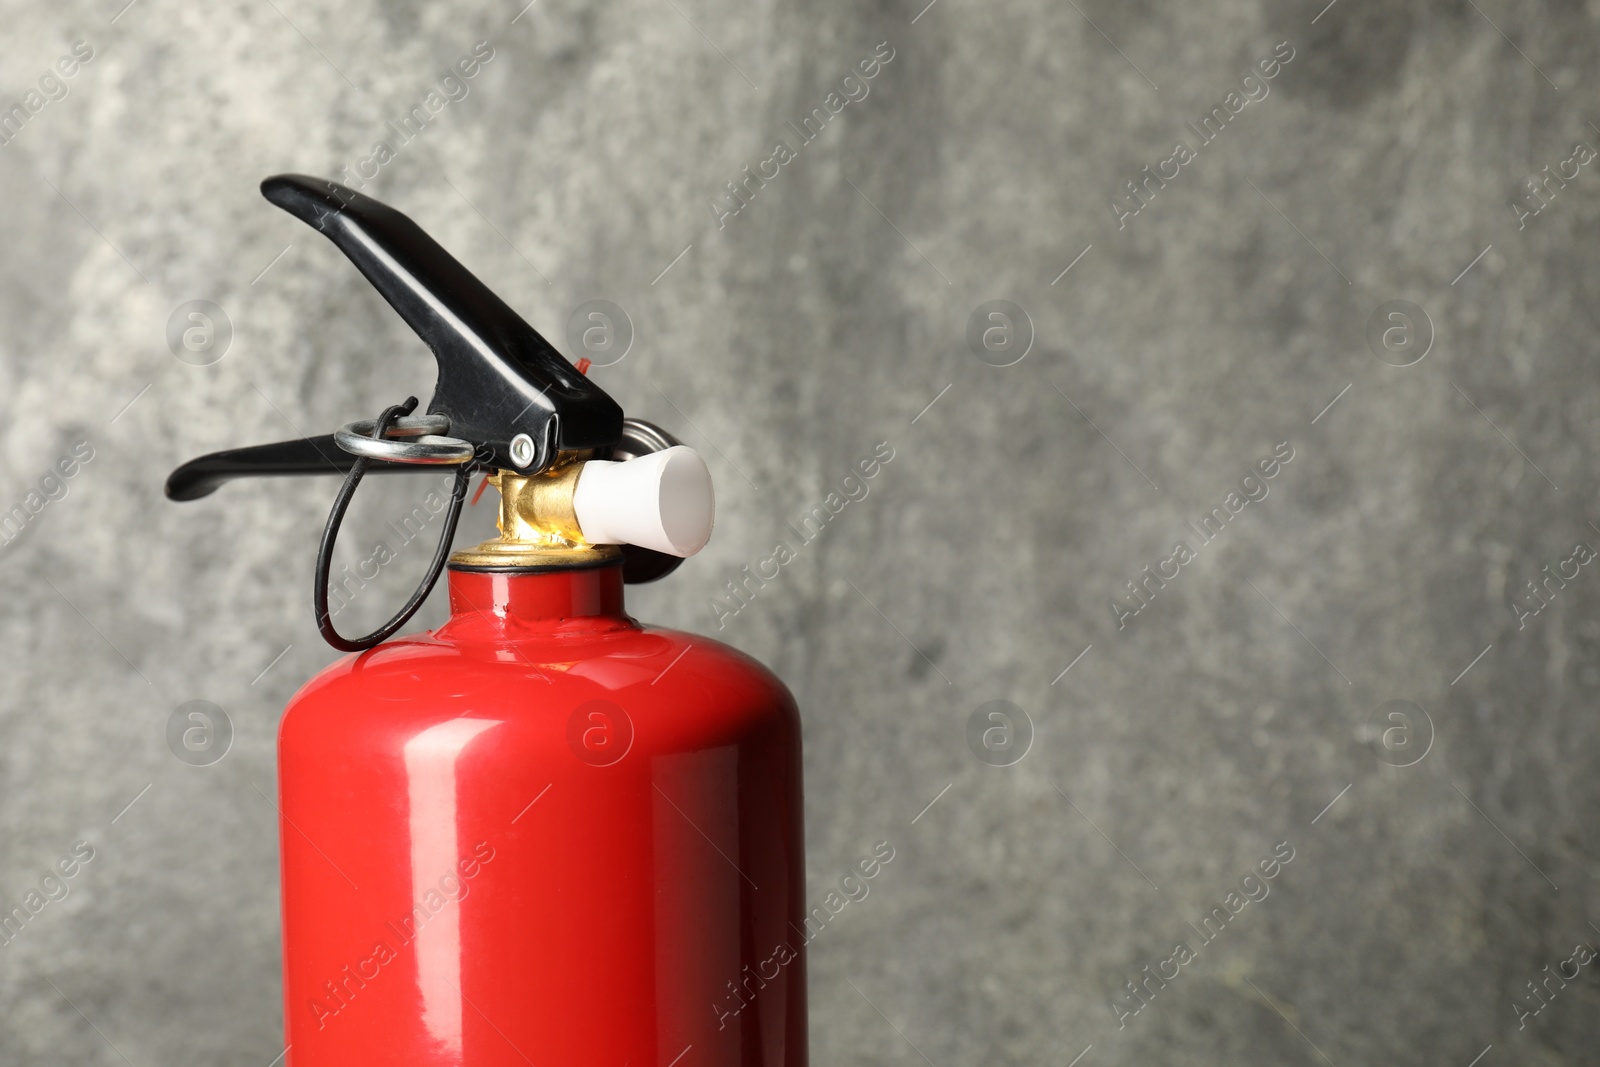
[572, 445, 715, 557]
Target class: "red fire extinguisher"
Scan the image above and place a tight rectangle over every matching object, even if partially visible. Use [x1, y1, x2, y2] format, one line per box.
[167, 176, 807, 1066]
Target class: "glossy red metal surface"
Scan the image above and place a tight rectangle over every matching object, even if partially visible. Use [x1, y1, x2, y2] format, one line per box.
[278, 565, 806, 1066]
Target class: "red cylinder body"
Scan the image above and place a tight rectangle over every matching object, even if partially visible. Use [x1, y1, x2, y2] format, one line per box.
[276, 564, 807, 1066]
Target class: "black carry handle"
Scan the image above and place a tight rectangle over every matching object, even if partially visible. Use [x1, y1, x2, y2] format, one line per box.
[164, 435, 419, 501]
[260, 176, 621, 472]
[163, 175, 623, 502]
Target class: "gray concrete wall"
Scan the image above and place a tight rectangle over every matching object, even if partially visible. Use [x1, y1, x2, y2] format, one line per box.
[1, 0, 1597, 1063]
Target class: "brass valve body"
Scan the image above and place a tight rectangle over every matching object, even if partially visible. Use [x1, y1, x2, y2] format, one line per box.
[448, 451, 621, 569]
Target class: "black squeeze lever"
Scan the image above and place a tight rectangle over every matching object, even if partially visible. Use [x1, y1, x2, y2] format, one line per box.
[164, 174, 623, 502]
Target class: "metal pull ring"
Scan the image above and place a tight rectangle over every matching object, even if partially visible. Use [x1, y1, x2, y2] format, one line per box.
[314, 397, 475, 653]
[335, 413, 475, 465]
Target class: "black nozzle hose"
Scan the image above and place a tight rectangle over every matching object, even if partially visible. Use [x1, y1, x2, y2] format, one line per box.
[312, 398, 472, 653]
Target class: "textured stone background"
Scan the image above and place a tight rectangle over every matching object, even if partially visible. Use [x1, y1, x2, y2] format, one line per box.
[2, 0, 1599, 1063]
